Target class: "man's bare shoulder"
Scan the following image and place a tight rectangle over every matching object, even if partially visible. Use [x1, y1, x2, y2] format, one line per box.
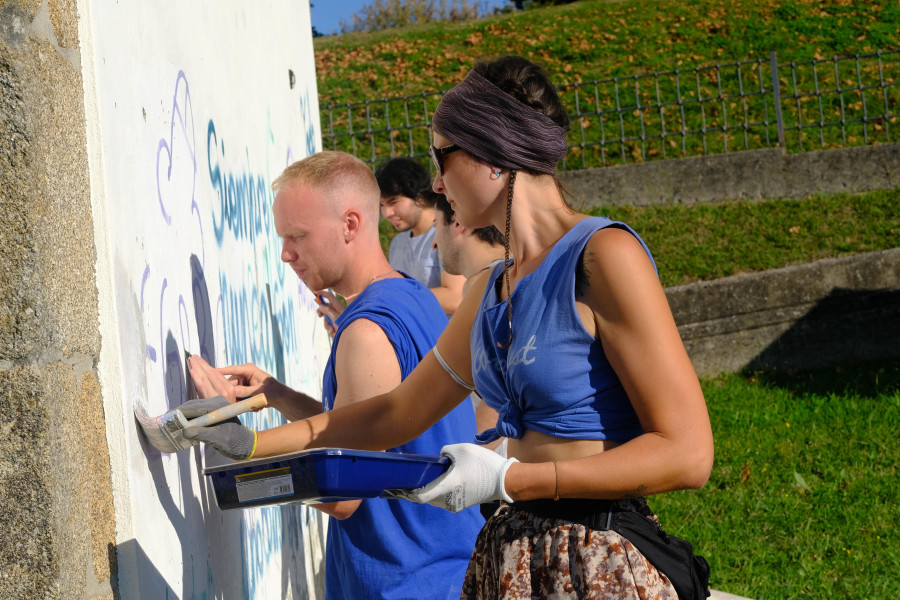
[333, 316, 401, 405]
[338, 316, 391, 343]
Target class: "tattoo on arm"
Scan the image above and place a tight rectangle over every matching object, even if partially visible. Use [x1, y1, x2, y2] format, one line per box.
[575, 249, 593, 297]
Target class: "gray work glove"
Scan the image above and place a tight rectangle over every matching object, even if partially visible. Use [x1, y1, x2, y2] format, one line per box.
[180, 397, 258, 461]
[392, 443, 518, 513]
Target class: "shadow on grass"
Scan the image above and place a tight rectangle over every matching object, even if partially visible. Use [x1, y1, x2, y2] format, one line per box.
[741, 287, 900, 398]
[746, 358, 900, 399]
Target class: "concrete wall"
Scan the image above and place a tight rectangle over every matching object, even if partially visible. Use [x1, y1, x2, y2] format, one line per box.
[1, 0, 330, 598]
[1, 0, 115, 598]
[667, 248, 900, 378]
[560, 143, 900, 208]
[559, 141, 900, 378]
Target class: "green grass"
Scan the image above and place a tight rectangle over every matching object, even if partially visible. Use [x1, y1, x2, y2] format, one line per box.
[380, 188, 900, 285]
[592, 188, 900, 287]
[653, 359, 900, 599]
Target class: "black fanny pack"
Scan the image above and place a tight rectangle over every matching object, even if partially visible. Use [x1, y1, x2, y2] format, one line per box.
[512, 498, 711, 600]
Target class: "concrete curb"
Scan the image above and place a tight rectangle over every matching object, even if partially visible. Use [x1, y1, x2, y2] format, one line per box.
[666, 248, 900, 377]
[559, 142, 900, 208]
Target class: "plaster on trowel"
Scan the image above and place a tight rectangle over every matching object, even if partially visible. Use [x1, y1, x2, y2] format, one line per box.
[136, 393, 268, 453]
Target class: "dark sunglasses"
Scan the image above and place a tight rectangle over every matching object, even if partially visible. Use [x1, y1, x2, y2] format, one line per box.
[430, 144, 461, 175]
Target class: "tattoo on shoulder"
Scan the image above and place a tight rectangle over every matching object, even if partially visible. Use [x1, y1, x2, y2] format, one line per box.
[575, 249, 593, 296]
[624, 485, 647, 499]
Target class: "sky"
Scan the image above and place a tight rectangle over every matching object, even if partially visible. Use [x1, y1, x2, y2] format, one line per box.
[310, 1, 510, 37]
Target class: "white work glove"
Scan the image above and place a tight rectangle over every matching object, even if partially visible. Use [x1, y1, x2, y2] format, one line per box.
[394, 443, 518, 513]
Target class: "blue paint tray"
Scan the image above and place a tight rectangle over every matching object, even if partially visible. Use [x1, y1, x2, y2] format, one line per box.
[203, 448, 449, 510]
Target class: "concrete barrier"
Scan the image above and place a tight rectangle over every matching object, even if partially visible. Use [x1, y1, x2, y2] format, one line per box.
[560, 143, 900, 208]
[667, 248, 900, 377]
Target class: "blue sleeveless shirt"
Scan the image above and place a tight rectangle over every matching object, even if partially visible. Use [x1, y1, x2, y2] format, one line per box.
[472, 217, 655, 444]
[322, 276, 483, 600]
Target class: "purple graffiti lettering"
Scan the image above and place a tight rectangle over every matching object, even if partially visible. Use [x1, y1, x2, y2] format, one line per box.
[191, 201, 205, 268]
[159, 278, 169, 408]
[177, 295, 192, 353]
[156, 70, 197, 227]
[141, 265, 157, 362]
[140, 264, 151, 310]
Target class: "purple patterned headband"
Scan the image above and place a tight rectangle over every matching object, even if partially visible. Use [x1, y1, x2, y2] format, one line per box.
[432, 70, 568, 175]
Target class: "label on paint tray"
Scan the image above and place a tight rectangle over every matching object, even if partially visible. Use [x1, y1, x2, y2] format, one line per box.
[235, 467, 294, 503]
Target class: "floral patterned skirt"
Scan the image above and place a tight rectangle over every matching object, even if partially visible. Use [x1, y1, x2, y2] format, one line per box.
[461, 500, 678, 600]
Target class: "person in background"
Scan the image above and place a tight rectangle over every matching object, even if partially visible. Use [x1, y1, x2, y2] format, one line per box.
[184, 151, 483, 600]
[376, 156, 466, 314]
[185, 56, 714, 600]
[429, 190, 505, 297]
[431, 187, 506, 519]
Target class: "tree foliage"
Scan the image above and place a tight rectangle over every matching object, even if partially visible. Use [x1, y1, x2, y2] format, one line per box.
[339, 0, 507, 34]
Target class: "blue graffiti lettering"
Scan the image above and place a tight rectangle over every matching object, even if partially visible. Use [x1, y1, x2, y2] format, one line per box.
[207, 120, 274, 247]
[218, 272, 297, 376]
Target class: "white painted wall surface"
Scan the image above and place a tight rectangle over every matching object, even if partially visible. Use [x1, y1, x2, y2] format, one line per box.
[78, 1, 330, 597]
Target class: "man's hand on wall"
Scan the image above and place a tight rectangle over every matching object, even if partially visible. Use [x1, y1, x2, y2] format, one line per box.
[188, 354, 278, 403]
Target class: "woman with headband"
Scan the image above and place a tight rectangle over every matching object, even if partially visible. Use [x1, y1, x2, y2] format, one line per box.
[187, 55, 714, 599]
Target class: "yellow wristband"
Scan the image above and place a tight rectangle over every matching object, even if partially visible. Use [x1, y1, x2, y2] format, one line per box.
[239, 430, 258, 461]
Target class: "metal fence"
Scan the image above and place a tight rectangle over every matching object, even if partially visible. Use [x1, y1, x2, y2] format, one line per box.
[320, 49, 900, 172]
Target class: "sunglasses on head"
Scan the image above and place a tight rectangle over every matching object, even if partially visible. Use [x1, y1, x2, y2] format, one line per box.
[430, 143, 461, 175]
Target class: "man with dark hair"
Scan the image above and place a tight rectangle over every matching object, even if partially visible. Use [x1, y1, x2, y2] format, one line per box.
[376, 157, 465, 314]
[430, 191, 505, 296]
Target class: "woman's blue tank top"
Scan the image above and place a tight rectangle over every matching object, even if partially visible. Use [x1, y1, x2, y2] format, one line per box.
[472, 217, 655, 443]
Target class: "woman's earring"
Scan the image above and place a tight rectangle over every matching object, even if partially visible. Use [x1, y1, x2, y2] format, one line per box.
[491, 168, 501, 179]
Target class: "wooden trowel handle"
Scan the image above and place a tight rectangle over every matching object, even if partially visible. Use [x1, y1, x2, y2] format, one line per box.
[187, 394, 268, 428]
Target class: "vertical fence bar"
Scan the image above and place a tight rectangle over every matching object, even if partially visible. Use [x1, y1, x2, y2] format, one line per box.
[877, 51, 891, 141]
[614, 77, 627, 162]
[596, 82, 609, 166]
[574, 84, 587, 169]
[422, 93, 433, 165]
[326, 106, 335, 150]
[758, 60, 772, 146]
[403, 97, 414, 155]
[737, 62, 749, 149]
[855, 56, 870, 144]
[655, 74, 667, 159]
[815, 62, 827, 148]
[715, 64, 728, 152]
[791, 61, 804, 150]
[634, 75, 646, 160]
[346, 104, 358, 158]
[383, 98, 395, 158]
[830, 57, 845, 147]
[365, 100, 376, 166]
[769, 51, 786, 148]
[695, 68, 708, 154]
[675, 69, 687, 156]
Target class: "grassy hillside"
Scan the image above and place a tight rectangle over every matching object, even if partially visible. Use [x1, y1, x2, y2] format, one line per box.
[323, 0, 898, 282]
[595, 188, 900, 287]
[314, 0, 899, 107]
[315, 5, 900, 600]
